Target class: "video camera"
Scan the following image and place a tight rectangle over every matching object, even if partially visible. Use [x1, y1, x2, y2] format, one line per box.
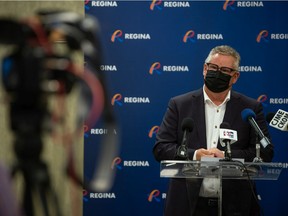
[0, 10, 118, 216]
[1, 10, 104, 130]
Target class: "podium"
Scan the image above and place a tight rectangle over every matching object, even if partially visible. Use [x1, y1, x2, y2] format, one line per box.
[160, 159, 282, 216]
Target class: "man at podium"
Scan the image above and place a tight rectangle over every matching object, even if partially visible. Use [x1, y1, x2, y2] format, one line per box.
[153, 45, 274, 216]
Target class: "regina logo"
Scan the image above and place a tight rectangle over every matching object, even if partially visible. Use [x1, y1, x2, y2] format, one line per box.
[111, 93, 123, 106]
[147, 189, 161, 202]
[223, 0, 236, 10]
[90, 193, 116, 199]
[84, 0, 90, 10]
[83, 190, 89, 202]
[149, 62, 161, 75]
[257, 30, 269, 43]
[224, 0, 264, 10]
[183, 30, 223, 42]
[150, 0, 190, 10]
[257, 30, 288, 43]
[90, 1, 118, 7]
[149, 126, 160, 138]
[111, 157, 122, 170]
[111, 30, 123, 42]
[100, 65, 117, 71]
[183, 30, 196, 43]
[84, 125, 89, 138]
[257, 94, 268, 107]
[239, 65, 262, 72]
[111, 29, 151, 42]
[149, 62, 189, 74]
[111, 157, 150, 170]
[269, 97, 288, 105]
[150, 0, 162, 10]
[111, 93, 150, 106]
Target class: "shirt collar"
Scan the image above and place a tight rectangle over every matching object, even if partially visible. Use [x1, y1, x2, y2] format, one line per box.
[203, 85, 231, 106]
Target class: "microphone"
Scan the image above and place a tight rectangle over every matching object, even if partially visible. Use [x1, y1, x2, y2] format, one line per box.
[175, 118, 194, 160]
[219, 122, 237, 161]
[267, 109, 288, 131]
[241, 108, 271, 148]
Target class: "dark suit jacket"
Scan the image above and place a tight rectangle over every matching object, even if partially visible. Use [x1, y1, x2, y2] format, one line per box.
[153, 88, 274, 216]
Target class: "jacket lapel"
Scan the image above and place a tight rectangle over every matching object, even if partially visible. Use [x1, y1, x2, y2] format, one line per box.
[223, 91, 239, 126]
[191, 89, 207, 148]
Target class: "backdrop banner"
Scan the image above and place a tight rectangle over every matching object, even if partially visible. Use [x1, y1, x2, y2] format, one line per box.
[83, 1, 288, 215]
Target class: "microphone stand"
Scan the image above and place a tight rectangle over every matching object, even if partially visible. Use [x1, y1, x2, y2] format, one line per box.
[220, 140, 233, 162]
[253, 137, 263, 163]
[176, 145, 188, 160]
[175, 130, 189, 160]
[175, 130, 192, 175]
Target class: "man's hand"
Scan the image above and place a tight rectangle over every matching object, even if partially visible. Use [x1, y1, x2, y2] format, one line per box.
[209, 147, 225, 158]
[195, 148, 224, 160]
[195, 148, 214, 160]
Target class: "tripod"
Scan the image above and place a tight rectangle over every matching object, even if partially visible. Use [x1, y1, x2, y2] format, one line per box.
[9, 100, 62, 216]
[12, 133, 62, 216]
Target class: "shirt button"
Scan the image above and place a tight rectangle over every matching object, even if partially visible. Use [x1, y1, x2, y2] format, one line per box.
[217, 109, 219, 113]
[215, 125, 217, 129]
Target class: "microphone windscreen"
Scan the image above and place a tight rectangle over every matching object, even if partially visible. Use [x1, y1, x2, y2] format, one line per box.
[181, 118, 194, 132]
[266, 112, 275, 123]
[220, 122, 231, 129]
[241, 108, 256, 122]
[219, 122, 238, 145]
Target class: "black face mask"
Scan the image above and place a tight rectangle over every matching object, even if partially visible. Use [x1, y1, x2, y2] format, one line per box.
[204, 70, 232, 93]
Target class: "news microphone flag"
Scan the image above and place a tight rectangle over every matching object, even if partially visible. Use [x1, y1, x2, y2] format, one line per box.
[219, 128, 238, 147]
[269, 109, 288, 131]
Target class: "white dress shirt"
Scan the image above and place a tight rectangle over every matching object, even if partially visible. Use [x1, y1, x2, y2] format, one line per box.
[197, 87, 231, 197]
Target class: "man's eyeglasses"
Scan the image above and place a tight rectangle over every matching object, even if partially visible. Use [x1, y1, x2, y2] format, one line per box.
[205, 62, 238, 74]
